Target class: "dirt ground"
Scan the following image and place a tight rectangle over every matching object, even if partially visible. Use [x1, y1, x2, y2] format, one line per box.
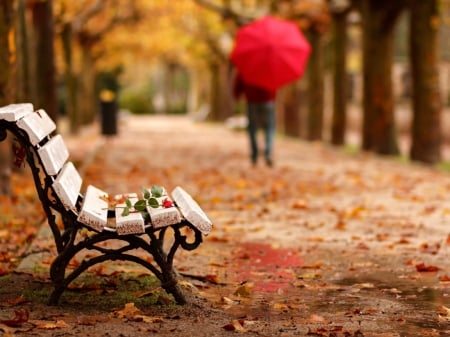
[1, 114, 450, 336]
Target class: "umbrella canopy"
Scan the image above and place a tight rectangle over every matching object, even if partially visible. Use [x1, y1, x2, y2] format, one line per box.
[230, 16, 311, 91]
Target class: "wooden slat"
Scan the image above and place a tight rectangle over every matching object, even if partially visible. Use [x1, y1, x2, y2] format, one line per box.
[17, 109, 56, 145]
[171, 186, 212, 235]
[77, 185, 108, 232]
[37, 134, 69, 175]
[144, 187, 181, 229]
[0, 103, 34, 122]
[115, 193, 145, 235]
[52, 162, 82, 211]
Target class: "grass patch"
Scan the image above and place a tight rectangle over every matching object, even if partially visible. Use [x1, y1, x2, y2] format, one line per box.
[436, 161, 450, 172]
[341, 144, 360, 155]
[0, 273, 13, 284]
[23, 272, 171, 309]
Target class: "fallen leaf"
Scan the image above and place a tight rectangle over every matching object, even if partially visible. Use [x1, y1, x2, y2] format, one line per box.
[6, 296, 28, 306]
[301, 262, 323, 269]
[221, 296, 239, 305]
[140, 315, 165, 324]
[234, 284, 252, 297]
[439, 274, 450, 282]
[415, 263, 440, 272]
[0, 308, 29, 327]
[308, 314, 325, 323]
[112, 302, 142, 319]
[438, 305, 450, 318]
[272, 302, 288, 310]
[306, 327, 328, 336]
[291, 199, 308, 210]
[222, 319, 247, 332]
[30, 319, 69, 329]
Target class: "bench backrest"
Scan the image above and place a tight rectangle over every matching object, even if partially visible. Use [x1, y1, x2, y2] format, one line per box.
[17, 109, 56, 146]
[0, 103, 34, 122]
[0, 103, 83, 212]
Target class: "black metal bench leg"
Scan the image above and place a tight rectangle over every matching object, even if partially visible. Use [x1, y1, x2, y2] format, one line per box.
[48, 240, 78, 305]
[48, 285, 65, 305]
[161, 271, 186, 305]
[48, 257, 69, 305]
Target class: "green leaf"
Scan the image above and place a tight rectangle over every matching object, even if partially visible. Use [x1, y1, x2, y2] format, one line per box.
[142, 187, 150, 199]
[151, 185, 163, 198]
[122, 207, 130, 216]
[134, 199, 147, 211]
[125, 199, 132, 208]
[148, 197, 160, 208]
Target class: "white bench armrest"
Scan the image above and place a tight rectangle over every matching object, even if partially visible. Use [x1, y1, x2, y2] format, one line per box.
[171, 186, 212, 235]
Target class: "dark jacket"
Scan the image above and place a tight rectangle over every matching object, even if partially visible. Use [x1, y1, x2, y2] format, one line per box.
[233, 74, 276, 103]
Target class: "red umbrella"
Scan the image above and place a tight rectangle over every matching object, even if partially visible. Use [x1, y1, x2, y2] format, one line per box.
[230, 16, 311, 91]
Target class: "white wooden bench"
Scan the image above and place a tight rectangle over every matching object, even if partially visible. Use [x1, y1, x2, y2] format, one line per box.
[0, 103, 212, 305]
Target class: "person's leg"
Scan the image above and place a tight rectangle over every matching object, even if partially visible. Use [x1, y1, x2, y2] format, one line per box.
[263, 101, 276, 166]
[247, 103, 259, 164]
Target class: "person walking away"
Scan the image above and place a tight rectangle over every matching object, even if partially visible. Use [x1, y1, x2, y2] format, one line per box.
[233, 72, 276, 167]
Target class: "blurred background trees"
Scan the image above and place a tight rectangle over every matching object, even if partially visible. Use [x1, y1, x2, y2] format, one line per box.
[0, 0, 449, 193]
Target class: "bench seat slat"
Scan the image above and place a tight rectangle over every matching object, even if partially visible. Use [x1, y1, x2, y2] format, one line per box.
[37, 135, 69, 175]
[77, 185, 108, 232]
[144, 187, 181, 229]
[0, 103, 33, 122]
[52, 162, 82, 211]
[171, 186, 212, 235]
[17, 109, 56, 145]
[115, 194, 145, 235]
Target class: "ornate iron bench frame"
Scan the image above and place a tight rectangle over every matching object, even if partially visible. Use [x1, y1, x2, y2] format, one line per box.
[0, 103, 212, 305]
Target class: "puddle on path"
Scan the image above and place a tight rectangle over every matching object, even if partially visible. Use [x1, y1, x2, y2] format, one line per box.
[196, 241, 450, 336]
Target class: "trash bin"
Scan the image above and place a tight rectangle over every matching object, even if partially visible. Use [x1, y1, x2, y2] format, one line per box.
[99, 90, 117, 136]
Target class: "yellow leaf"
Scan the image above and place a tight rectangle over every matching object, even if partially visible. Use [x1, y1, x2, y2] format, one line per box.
[438, 305, 450, 319]
[234, 284, 252, 297]
[112, 303, 142, 319]
[30, 319, 69, 329]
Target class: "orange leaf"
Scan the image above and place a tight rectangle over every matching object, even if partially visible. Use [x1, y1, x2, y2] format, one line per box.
[7, 295, 28, 306]
[439, 274, 450, 282]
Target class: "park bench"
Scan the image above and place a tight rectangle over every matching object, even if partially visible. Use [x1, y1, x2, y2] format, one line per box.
[0, 103, 212, 305]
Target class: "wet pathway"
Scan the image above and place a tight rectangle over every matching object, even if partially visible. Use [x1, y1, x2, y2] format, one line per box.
[36, 115, 450, 335]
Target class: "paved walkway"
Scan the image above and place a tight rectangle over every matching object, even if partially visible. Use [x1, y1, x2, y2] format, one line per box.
[18, 114, 450, 336]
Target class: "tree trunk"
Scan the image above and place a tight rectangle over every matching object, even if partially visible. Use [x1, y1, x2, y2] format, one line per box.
[30, 0, 57, 121]
[307, 30, 324, 141]
[330, 11, 348, 145]
[409, 0, 441, 164]
[283, 83, 302, 137]
[14, 0, 30, 102]
[78, 44, 97, 125]
[208, 61, 221, 121]
[361, 0, 407, 155]
[0, 1, 13, 195]
[208, 60, 232, 122]
[61, 21, 79, 134]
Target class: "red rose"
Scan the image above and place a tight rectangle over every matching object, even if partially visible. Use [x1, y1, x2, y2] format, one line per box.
[162, 198, 173, 208]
